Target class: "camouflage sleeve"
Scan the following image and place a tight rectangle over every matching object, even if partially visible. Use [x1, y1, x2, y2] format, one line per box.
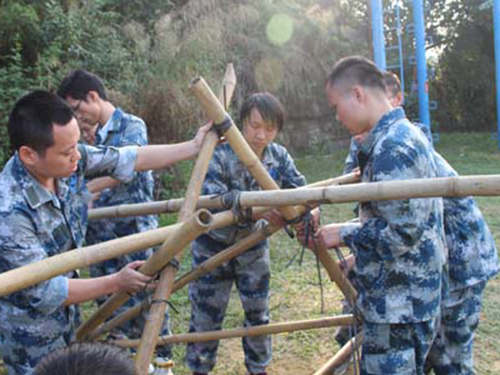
[279, 150, 306, 189]
[343, 138, 359, 174]
[340, 143, 435, 261]
[78, 144, 137, 183]
[0, 212, 68, 314]
[120, 118, 148, 147]
[117, 117, 148, 182]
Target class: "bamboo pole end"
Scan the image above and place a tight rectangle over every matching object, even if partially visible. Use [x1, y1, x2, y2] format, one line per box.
[189, 76, 203, 90]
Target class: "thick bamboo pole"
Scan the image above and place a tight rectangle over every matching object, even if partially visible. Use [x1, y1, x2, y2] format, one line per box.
[0, 224, 181, 299]
[88, 172, 359, 221]
[0, 201, 261, 303]
[76, 209, 213, 341]
[114, 315, 354, 348]
[237, 175, 500, 207]
[189, 76, 300, 221]
[313, 332, 363, 375]
[134, 65, 238, 373]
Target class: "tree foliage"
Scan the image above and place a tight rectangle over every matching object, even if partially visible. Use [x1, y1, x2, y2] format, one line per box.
[0, 0, 496, 167]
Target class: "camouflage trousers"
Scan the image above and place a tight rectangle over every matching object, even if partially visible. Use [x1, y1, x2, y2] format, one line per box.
[426, 280, 487, 375]
[87, 222, 172, 359]
[361, 319, 437, 375]
[186, 234, 271, 374]
[334, 269, 437, 375]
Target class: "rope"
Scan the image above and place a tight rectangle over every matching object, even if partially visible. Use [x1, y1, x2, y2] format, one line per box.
[333, 246, 361, 375]
[285, 208, 325, 313]
[219, 190, 253, 225]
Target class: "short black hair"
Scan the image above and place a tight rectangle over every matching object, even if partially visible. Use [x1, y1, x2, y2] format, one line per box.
[326, 56, 386, 94]
[8, 90, 74, 155]
[383, 71, 402, 98]
[57, 69, 107, 101]
[33, 342, 135, 375]
[239, 92, 285, 131]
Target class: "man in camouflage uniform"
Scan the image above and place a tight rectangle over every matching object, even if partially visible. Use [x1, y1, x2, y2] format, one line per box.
[0, 91, 209, 375]
[343, 70, 499, 374]
[425, 152, 499, 374]
[311, 57, 446, 375]
[186, 93, 306, 375]
[57, 70, 172, 363]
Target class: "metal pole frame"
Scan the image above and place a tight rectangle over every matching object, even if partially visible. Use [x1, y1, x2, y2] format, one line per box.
[494, 0, 500, 148]
[412, 0, 431, 129]
[371, 0, 387, 70]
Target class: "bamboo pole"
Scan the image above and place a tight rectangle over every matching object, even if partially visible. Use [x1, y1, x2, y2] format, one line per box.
[0, 223, 182, 299]
[88, 172, 360, 221]
[114, 315, 354, 348]
[236, 175, 500, 207]
[189, 76, 300, 221]
[134, 65, 238, 373]
[218, 62, 237, 109]
[76, 209, 213, 341]
[313, 332, 363, 375]
[88, 196, 222, 220]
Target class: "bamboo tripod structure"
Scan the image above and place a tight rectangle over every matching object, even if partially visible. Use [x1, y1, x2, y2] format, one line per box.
[130, 74, 357, 373]
[3, 71, 500, 373]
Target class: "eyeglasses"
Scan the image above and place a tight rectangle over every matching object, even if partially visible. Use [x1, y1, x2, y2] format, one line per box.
[72, 100, 83, 112]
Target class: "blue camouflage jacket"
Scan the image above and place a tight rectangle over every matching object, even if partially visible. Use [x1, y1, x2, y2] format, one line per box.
[87, 108, 157, 244]
[433, 152, 499, 291]
[0, 145, 136, 374]
[344, 116, 432, 174]
[340, 108, 446, 324]
[344, 117, 498, 292]
[200, 142, 306, 245]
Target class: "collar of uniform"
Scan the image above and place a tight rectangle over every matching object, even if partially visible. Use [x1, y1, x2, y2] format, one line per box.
[96, 107, 124, 144]
[260, 143, 276, 168]
[12, 153, 57, 210]
[358, 107, 406, 157]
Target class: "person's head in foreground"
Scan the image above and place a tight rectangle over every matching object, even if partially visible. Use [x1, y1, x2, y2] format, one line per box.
[239, 92, 285, 158]
[33, 342, 135, 375]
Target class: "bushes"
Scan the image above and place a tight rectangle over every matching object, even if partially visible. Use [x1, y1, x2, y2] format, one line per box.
[0, 0, 146, 164]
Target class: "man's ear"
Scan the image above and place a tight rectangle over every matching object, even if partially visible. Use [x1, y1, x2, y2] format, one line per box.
[352, 85, 366, 103]
[395, 92, 404, 106]
[87, 91, 100, 103]
[19, 145, 40, 166]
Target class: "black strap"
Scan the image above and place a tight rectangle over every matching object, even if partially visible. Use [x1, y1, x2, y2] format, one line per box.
[213, 116, 232, 136]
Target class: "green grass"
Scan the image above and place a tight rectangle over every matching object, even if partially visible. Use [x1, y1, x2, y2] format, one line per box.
[2, 133, 500, 374]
